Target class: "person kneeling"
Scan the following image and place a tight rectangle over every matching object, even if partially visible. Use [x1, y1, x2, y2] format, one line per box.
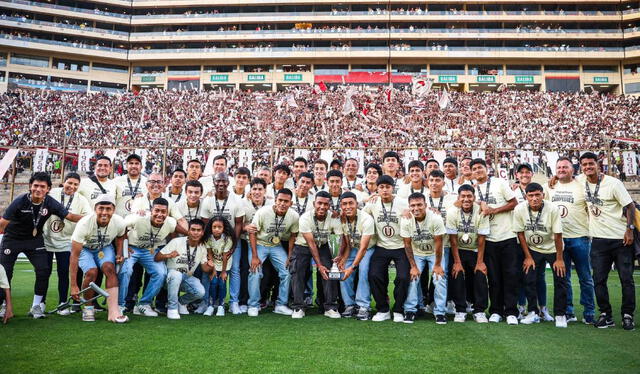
[155, 219, 207, 320]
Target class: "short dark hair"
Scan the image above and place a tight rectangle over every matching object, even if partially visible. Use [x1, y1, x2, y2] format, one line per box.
[469, 158, 487, 169]
[188, 218, 205, 229]
[213, 155, 227, 164]
[276, 188, 293, 198]
[152, 197, 169, 208]
[365, 163, 383, 176]
[235, 167, 251, 178]
[171, 168, 187, 178]
[250, 177, 267, 189]
[345, 158, 358, 165]
[462, 156, 473, 163]
[185, 180, 203, 193]
[64, 172, 81, 182]
[425, 158, 439, 166]
[315, 190, 331, 200]
[443, 157, 458, 167]
[293, 157, 308, 166]
[330, 159, 343, 168]
[96, 155, 111, 164]
[313, 159, 328, 168]
[327, 169, 343, 179]
[126, 154, 142, 163]
[299, 172, 314, 182]
[382, 151, 400, 163]
[340, 191, 357, 201]
[458, 184, 475, 194]
[408, 160, 424, 171]
[30, 172, 52, 187]
[408, 192, 426, 202]
[273, 164, 291, 176]
[376, 175, 395, 186]
[525, 182, 543, 194]
[187, 159, 202, 167]
[429, 170, 445, 179]
[579, 152, 598, 163]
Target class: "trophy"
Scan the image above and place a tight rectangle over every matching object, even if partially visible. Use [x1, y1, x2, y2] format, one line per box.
[327, 234, 343, 280]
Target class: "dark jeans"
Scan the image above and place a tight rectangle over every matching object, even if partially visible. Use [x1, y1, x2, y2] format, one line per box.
[0, 238, 50, 301]
[368, 246, 410, 314]
[290, 244, 338, 311]
[239, 239, 250, 305]
[451, 250, 488, 313]
[591, 238, 636, 317]
[485, 238, 521, 317]
[259, 258, 279, 304]
[44, 251, 70, 305]
[524, 251, 567, 316]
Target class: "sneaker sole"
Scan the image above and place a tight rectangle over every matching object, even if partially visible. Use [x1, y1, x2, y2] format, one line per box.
[596, 324, 615, 328]
[436, 322, 447, 325]
[273, 311, 293, 316]
[403, 320, 415, 324]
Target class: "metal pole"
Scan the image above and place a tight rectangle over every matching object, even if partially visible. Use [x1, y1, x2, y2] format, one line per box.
[60, 132, 68, 184]
[162, 139, 168, 180]
[9, 154, 17, 201]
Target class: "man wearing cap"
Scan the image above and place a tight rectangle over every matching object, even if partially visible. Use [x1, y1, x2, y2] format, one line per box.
[119, 198, 181, 316]
[0, 172, 83, 318]
[201, 172, 245, 314]
[78, 156, 117, 207]
[247, 188, 298, 317]
[114, 154, 147, 218]
[364, 175, 410, 322]
[337, 191, 376, 319]
[43, 172, 92, 315]
[70, 194, 128, 323]
[442, 157, 460, 197]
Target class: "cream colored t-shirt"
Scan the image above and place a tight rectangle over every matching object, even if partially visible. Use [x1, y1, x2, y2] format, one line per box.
[265, 180, 296, 200]
[114, 175, 147, 217]
[242, 198, 273, 241]
[577, 174, 633, 240]
[71, 214, 126, 250]
[205, 235, 233, 271]
[161, 236, 207, 274]
[291, 193, 314, 217]
[512, 201, 563, 254]
[544, 179, 589, 239]
[444, 177, 461, 197]
[400, 211, 446, 256]
[446, 204, 490, 252]
[201, 193, 245, 228]
[130, 194, 184, 221]
[340, 210, 376, 249]
[251, 206, 299, 247]
[124, 214, 177, 250]
[175, 199, 205, 222]
[44, 188, 92, 251]
[426, 193, 457, 248]
[363, 197, 408, 250]
[396, 184, 427, 202]
[295, 210, 343, 247]
[475, 177, 517, 242]
[78, 177, 117, 207]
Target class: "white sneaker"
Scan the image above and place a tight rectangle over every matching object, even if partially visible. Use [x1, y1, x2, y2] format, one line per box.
[216, 306, 225, 316]
[372, 312, 391, 322]
[230, 302, 241, 315]
[506, 315, 519, 325]
[454, 312, 466, 323]
[203, 306, 215, 316]
[239, 305, 248, 313]
[0, 301, 5, 318]
[393, 312, 404, 323]
[424, 303, 434, 315]
[540, 306, 554, 322]
[517, 305, 526, 320]
[178, 303, 189, 315]
[29, 304, 46, 319]
[248, 307, 259, 317]
[446, 300, 456, 315]
[274, 305, 293, 316]
[291, 309, 305, 319]
[119, 306, 127, 315]
[466, 302, 473, 314]
[195, 302, 208, 314]
[133, 304, 158, 317]
[56, 303, 71, 316]
[82, 306, 95, 322]
[555, 315, 568, 328]
[489, 313, 502, 323]
[324, 309, 341, 319]
[521, 312, 541, 325]
[167, 309, 180, 320]
[473, 313, 489, 323]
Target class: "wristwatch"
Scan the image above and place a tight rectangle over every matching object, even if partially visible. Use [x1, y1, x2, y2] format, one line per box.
[628, 224, 636, 230]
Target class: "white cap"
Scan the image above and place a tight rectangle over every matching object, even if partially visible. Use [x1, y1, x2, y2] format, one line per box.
[94, 194, 116, 207]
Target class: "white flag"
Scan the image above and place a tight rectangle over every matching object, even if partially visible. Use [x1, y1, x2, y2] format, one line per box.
[0, 149, 19, 180]
[320, 149, 334, 165]
[183, 149, 197, 170]
[544, 151, 560, 176]
[438, 89, 450, 110]
[33, 148, 49, 172]
[345, 149, 365, 175]
[471, 150, 486, 160]
[134, 149, 148, 172]
[432, 150, 447, 167]
[104, 149, 118, 163]
[411, 77, 432, 96]
[342, 94, 355, 115]
[203, 149, 224, 176]
[622, 151, 637, 176]
[403, 149, 419, 171]
[286, 95, 298, 108]
[79, 149, 93, 172]
[294, 149, 310, 161]
[238, 149, 253, 169]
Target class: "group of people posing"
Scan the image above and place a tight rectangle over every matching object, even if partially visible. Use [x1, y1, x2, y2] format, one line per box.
[0, 151, 636, 331]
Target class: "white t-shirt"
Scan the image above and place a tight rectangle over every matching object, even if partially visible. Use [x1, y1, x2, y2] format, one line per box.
[161, 236, 207, 274]
[201, 193, 245, 228]
[114, 175, 147, 217]
[0, 264, 9, 289]
[578, 174, 633, 239]
[544, 179, 589, 238]
[446, 204, 490, 251]
[475, 177, 517, 242]
[512, 201, 563, 254]
[400, 211, 446, 256]
[295, 210, 343, 247]
[124, 214, 177, 250]
[44, 188, 92, 251]
[363, 196, 408, 250]
[78, 177, 116, 207]
[251, 205, 299, 247]
[71, 214, 126, 250]
[206, 235, 233, 271]
[130, 194, 184, 222]
[340, 210, 376, 249]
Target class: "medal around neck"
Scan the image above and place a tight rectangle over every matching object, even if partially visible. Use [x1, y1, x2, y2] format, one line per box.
[271, 236, 281, 245]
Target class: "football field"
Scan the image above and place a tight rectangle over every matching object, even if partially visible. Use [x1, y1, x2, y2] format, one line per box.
[2, 262, 639, 373]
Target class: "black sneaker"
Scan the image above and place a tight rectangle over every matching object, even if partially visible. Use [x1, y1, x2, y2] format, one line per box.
[594, 313, 615, 328]
[403, 311, 416, 324]
[341, 306, 356, 318]
[356, 308, 370, 321]
[622, 314, 635, 331]
[435, 315, 447, 325]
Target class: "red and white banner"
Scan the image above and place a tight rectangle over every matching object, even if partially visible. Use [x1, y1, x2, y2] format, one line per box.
[0, 148, 19, 180]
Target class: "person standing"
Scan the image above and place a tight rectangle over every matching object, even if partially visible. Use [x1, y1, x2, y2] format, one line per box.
[78, 156, 117, 207]
[114, 154, 147, 217]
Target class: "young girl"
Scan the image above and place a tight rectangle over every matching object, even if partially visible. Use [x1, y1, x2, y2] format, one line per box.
[199, 216, 236, 317]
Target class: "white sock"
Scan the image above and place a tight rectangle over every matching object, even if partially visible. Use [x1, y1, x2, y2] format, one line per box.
[32, 295, 44, 308]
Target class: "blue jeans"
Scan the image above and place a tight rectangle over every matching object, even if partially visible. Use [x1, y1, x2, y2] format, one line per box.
[354, 248, 375, 310]
[229, 241, 242, 303]
[79, 244, 115, 273]
[564, 237, 595, 318]
[201, 272, 226, 306]
[248, 244, 291, 308]
[404, 248, 449, 314]
[166, 269, 205, 310]
[340, 249, 358, 306]
[118, 246, 167, 306]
